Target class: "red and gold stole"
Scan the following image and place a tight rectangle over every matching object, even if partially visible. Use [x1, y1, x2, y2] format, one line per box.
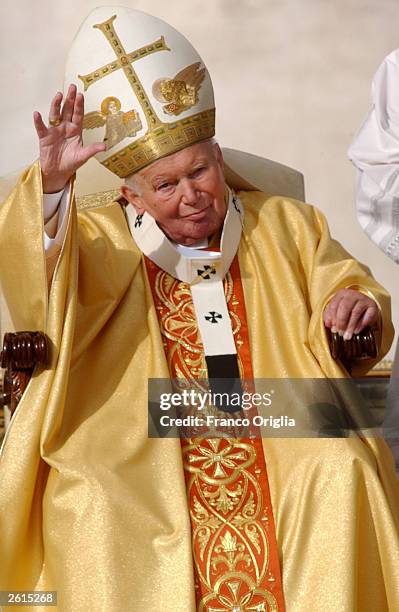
[145, 254, 285, 611]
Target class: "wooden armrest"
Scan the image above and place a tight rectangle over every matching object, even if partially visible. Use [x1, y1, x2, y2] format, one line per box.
[0, 332, 48, 416]
[327, 326, 377, 373]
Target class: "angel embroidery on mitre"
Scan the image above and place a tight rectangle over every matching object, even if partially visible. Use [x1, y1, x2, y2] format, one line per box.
[152, 62, 206, 116]
[83, 96, 143, 150]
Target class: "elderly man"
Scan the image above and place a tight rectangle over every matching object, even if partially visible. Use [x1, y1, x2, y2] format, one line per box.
[1, 7, 398, 612]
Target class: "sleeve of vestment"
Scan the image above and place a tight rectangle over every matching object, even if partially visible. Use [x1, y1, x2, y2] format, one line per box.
[348, 50, 399, 262]
[0, 163, 73, 304]
[0, 160, 80, 584]
[306, 204, 394, 376]
[43, 186, 71, 257]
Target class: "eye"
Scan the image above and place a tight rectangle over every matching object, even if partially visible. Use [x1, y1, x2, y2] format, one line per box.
[156, 181, 174, 192]
[190, 166, 207, 179]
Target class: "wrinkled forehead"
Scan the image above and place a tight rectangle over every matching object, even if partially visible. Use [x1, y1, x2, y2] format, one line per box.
[136, 140, 218, 181]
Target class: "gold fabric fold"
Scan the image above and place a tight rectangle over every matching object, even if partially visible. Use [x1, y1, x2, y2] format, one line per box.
[0, 162, 47, 330]
[238, 191, 399, 610]
[0, 176, 398, 611]
[0, 164, 196, 611]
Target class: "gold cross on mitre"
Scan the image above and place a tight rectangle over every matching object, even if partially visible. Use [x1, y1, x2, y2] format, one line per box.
[69, 8, 215, 177]
[78, 14, 170, 129]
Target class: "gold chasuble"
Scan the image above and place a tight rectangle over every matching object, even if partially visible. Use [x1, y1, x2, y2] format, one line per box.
[1, 163, 399, 611]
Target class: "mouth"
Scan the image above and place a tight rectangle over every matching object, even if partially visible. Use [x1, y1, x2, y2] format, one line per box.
[184, 207, 210, 221]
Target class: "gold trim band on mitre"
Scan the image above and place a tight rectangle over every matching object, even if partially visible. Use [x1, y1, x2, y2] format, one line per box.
[101, 108, 215, 177]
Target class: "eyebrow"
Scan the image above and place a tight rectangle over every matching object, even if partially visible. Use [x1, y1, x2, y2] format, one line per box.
[149, 175, 174, 186]
[143, 156, 213, 185]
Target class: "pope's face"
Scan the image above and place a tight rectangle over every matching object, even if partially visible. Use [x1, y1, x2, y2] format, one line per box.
[121, 141, 227, 246]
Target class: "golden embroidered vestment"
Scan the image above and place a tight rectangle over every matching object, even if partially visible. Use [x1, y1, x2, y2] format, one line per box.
[0, 163, 399, 611]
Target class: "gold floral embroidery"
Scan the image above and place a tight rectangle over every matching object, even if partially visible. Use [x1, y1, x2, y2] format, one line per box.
[183, 439, 278, 610]
[199, 578, 278, 612]
[154, 269, 241, 380]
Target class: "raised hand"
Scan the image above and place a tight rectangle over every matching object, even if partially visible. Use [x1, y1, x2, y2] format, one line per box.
[33, 84, 106, 193]
[323, 288, 379, 340]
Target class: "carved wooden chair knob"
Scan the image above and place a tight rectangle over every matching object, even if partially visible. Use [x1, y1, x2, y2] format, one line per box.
[327, 326, 377, 372]
[0, 332, 48, 416]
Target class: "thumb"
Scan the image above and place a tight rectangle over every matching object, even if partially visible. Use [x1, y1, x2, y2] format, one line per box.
[79, 142, 107, 165]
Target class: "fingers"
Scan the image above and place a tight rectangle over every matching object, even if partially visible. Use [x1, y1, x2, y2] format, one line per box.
[48, 91, 63, 125]
[322, 295, 340, 331]
[78, 141, 107, 165]
[33, 111, 48, 138]
[354, 305, 378, 334]
[322, 301, 334, 329]
[72, 92, 84, 128]
[46, 85, 81, 128]
[61, 84, 77, 123]
[338, 299, 366, 340]
[323, 289, 379, 340]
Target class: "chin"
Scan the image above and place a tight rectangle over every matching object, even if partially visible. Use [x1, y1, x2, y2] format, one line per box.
[178, 233, 207, 246]
[191, 226, 215, 242]
[174, 221, 214, 245]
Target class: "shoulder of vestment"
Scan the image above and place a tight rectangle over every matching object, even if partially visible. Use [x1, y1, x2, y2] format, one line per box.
[75, 188, 137, 254]
[76, 189, 126, 212]
[237, 189, 320, 224]
[237, 189, 309, 212]
[236, 190, 330, 251]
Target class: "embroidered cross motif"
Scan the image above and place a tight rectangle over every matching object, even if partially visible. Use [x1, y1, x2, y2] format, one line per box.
[78, 14, 170, 129]
[197, 265, 216, 280]
[134, 214, 143, 228]
[205, 311, 222, 324]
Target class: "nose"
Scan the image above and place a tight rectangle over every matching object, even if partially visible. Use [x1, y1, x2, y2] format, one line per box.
[179, 178, 198, 205]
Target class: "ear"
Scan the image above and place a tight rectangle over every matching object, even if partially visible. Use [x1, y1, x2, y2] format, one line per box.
[120, 185, 146, 215]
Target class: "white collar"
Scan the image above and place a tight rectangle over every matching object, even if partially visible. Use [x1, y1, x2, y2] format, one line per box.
[126, 187, 244, 283]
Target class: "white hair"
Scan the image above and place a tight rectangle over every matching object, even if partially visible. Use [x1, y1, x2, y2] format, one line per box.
[124, 173, 142, 195]
[124, 137, 219, 194]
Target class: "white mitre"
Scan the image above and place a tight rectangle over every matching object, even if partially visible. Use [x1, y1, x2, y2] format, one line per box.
[65, 6, 215, 178]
